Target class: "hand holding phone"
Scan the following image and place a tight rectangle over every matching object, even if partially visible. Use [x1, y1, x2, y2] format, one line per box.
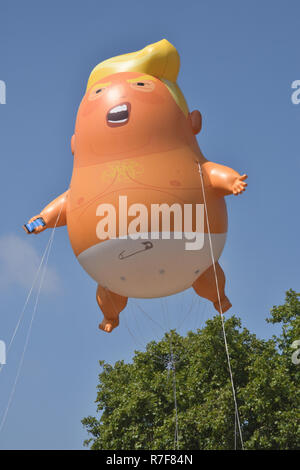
[23, 217, 46, 234]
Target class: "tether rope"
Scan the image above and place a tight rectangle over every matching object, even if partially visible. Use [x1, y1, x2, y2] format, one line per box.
[107, 295, 167, 363]
[197, 161, 244, 450]
[106, 291, 181, 449]
[0, 235, 53, 376]
[0, 208, 62, 434]
[162, 298, 179, 450]
[133, 301, 165, 331]
[168, 330, 179, 450]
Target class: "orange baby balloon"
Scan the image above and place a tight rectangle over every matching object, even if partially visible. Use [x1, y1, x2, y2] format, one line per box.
[25, 39, 247, 333]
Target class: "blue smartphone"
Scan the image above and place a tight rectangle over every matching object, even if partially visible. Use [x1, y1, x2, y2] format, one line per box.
[24, 217, 46, 234]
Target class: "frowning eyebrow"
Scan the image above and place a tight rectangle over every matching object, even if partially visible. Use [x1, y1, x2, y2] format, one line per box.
[91, 82, 112, 90]
[127, 75, 156, 83]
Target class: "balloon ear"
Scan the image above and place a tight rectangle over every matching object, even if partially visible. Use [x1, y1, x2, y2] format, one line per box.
[71, 134, 75, 155]
[189, 110, 202, 135]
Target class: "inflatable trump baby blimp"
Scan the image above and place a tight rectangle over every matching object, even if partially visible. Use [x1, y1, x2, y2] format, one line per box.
[24, 39, 247, 332]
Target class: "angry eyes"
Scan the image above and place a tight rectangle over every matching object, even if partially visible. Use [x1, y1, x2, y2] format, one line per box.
[88, 86, 108, 101]
[129, 80, 155, 92]
[88, 79, 156, 100]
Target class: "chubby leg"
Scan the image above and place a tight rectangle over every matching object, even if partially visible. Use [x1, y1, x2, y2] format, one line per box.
[96, 285, 128, 333]
[192, 262, 232, 314]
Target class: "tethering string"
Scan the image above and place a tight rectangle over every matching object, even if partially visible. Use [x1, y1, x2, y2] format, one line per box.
[0, 207, 63, 435]
[0, 235, 53, 376]
[161, 298, 179, 450]
[168, 329, 179, 450]
[197, 161, 244, 450]
[107, 291, 181, 450]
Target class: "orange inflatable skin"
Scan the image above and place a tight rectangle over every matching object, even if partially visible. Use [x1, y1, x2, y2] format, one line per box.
[26, 71, 247, 332]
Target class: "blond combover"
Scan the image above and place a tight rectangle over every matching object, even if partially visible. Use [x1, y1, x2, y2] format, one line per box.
[86, 39, 189, 116]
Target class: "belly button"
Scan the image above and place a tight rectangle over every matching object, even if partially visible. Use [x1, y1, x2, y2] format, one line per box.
[170, 180, 181, 187]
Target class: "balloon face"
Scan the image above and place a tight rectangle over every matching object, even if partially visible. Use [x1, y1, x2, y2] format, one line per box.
[73, 72, 196, 167]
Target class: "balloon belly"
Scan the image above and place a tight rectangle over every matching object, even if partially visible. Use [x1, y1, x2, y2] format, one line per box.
[77, 232, 226, 298]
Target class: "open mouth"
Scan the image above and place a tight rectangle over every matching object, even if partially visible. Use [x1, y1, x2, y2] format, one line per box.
[106, 102, 131, 127]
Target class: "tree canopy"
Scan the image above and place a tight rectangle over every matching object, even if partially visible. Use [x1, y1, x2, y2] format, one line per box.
[82, 289, 300, 450]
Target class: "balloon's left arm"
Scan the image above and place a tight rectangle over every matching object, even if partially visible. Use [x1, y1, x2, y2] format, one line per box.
[40, 190, 69, 227]
[24, 190, 69, 234]
[202, 162, 248, 196]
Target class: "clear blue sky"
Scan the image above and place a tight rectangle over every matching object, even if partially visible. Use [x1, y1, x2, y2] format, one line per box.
[0, 0, 299, 450]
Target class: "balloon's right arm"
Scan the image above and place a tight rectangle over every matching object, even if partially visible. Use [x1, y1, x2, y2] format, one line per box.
[24, 190, 69, 234]
[201, 162, 248, 197]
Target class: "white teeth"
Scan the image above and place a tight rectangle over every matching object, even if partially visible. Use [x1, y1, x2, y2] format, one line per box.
[109, 104, 127, 114]
[108, 118, 128, 123]
[107, 103, 129, 124]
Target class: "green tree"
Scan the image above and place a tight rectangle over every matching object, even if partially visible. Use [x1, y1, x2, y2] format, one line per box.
[82, 290, 300, 450]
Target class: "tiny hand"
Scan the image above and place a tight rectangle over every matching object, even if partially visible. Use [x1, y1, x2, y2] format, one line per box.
[232, 174, 248, 195]
[23, 215, 47, 234]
